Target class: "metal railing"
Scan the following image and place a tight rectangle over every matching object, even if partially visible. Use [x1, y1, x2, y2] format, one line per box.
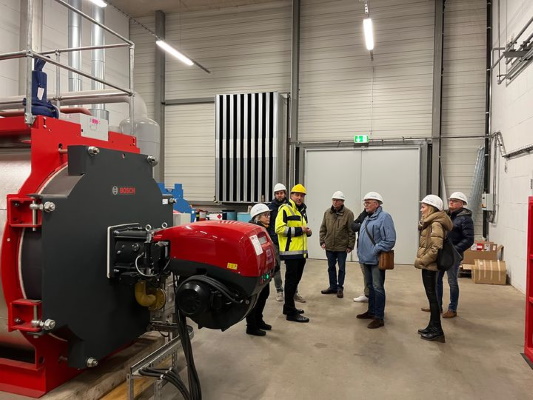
[0, 0, 135, 127]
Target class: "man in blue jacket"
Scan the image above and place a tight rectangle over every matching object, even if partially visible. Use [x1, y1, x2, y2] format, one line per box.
[356, 192, 396, 329]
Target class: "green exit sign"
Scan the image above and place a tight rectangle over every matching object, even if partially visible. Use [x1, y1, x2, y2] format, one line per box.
[354, 135, 369, 143]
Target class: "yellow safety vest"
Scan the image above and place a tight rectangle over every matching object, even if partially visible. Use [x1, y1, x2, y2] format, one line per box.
[275, 200, 308, 259]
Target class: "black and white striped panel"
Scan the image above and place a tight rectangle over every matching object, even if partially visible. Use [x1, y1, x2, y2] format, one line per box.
[215, 92, 279, 203]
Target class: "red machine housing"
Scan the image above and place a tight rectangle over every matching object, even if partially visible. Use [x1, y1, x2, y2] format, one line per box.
[154, 220, 275, 280]
[153, 221, 276, 330]
[0, 116, 139, 397]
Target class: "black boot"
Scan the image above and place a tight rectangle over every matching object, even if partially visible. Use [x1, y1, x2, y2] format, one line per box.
[417, 326, 431, 335]
[246, 327, 266, 336]
[258, 321, 272, 330]
[420, 327, 445, 343]
[418, 320, 439, 335]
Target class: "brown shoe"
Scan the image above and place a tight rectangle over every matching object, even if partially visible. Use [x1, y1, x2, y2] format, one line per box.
[367, 319, 384, 329]
[442, 310, 457, 318]
[356, 311, 374, 319]
[421, 307, 430, 312]
[337, 289, 344, 298]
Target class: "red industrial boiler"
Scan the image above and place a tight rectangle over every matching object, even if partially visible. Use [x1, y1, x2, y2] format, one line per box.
[0, 115, 275, 397]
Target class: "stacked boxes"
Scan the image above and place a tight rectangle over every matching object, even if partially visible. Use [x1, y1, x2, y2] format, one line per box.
[461, 241, 506, 285]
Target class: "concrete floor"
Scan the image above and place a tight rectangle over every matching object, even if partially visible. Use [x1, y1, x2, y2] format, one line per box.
[2, 259, 533, 399]
[176, 259, 533, 400]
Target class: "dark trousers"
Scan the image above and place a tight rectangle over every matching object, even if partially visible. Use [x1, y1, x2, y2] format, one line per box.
[422, 269, 442, 329]
[283, 258, 306, 315]
[326, 250, 347, 290]
[362, 263, 386, 319]
[246, 283, 270, 329]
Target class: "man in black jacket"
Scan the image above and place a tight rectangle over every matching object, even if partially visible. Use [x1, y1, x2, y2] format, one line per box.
[268, 183, 289, 302]
[437, 192, 474, 318]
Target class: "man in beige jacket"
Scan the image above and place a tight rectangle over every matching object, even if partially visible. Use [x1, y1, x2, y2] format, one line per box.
[319, 191, 355, 298]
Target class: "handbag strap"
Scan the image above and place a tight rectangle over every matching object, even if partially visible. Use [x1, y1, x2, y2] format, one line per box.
[364, 223, 376, 245]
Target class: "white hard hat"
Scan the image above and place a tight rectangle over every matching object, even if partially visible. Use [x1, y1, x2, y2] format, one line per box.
[363, 191, 383, 203]
[250, 203, 270, 219]
[449, 192, 468, 205]
[421, 194, 444, 211]
[332, 191, 345, 200]
[273, 183, 287, 194]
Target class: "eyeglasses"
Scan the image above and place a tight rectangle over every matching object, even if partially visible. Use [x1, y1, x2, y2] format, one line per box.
[363, 200, 377, 205]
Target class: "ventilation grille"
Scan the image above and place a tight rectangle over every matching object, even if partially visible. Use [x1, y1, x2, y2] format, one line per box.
[215, 92, 286, 203]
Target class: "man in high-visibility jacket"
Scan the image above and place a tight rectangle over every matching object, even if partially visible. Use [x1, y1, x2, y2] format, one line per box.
[275, 184, 312, 323]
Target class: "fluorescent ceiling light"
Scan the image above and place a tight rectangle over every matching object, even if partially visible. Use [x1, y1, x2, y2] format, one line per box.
[156, 40, 194, 66]
[88, 0, 107, 7]
[363, 18, 374, 51]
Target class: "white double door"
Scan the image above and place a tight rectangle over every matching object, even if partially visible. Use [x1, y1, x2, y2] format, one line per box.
[304, 147, 421, 265]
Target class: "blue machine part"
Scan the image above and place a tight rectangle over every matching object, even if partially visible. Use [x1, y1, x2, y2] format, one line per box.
[22, 58, 59, 118]
[157, 183, 195, 222]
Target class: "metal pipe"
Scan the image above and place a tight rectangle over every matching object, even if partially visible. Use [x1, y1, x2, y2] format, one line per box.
[24, 0, 33, 125]
[90, 4, 107, 120]
[502, 143, 533, 159]
[0, 51, 27, 61]
[483, 0, 493, 238]
[0, 90, 131, 110]
[509, 16, 533, 46]
[53, 0, 133, 45]
[31, 52, 132, 95]
[41, 43, 131, 56]
[68, 0, 82, 93]
[128, 45, 135, 135]
[154, 10, 165, 182]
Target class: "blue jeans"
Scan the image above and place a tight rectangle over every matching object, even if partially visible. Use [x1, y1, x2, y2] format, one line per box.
[362, 263, 386, 319]
[436, 261, 460, 312]
[326, 250, 347, 290]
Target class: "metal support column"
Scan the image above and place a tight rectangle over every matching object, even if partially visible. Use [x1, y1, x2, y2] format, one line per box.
[289, 0, 301, 186]
[155, 10, 166, 182]
[483, 0, 493, 238]
[430, 0, 445, 195]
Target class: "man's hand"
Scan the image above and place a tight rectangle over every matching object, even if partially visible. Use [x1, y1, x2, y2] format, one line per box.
[346, 248, 352, 253]
[321, 243, 326, 250]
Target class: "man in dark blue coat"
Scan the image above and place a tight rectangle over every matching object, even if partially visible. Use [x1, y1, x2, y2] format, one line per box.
[438, 192, 474, 318]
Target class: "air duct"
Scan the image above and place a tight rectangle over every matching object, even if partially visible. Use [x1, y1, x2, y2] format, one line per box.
[68, 0, 82, 92]
[89, 4, 108, 121]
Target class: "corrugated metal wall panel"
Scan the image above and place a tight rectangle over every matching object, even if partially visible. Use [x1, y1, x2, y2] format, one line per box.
[0, 0, 21, 95]
[165, 103, 216, 201]
[163, 1, 292, 99]
[132, 1, 291, 201]
[441, 0, 487, 236]
[299, 0, 435, 141]
[131, 16, 156, 118]
[130, 0, 487, 209]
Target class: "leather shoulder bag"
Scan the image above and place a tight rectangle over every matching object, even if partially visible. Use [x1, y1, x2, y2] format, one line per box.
[365, 223, 394, 270]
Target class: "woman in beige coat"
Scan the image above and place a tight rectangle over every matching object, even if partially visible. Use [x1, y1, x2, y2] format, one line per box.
[414, 195, 453, 343]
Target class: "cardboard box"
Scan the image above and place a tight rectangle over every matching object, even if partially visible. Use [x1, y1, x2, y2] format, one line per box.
[472, 260, 507, 285]
[462, 244, 503, 265]
[461, 263, 474, 271]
